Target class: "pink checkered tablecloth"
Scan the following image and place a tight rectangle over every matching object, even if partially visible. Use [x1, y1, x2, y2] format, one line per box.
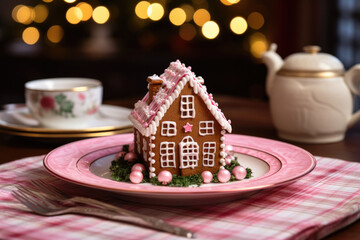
[1, 155, 360, 240]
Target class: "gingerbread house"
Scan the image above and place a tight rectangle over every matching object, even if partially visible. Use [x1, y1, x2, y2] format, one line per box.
[129, 60, 232, 178]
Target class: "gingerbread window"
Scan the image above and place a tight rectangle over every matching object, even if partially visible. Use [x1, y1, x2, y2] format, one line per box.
[199, 121, 214, 136]
[203, 142, 216, 167]
[180, 95, 195, 118]
[179, 136, 199, 169]
[142, 138, 147, 161]
[161, 121, 177, 137]
[160, 142, 176, 168]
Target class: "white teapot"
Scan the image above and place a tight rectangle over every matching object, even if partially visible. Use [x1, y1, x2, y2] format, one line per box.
[262, 44, 360, 143]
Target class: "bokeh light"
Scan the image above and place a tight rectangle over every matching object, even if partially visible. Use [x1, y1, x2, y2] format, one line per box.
[179, 23, 196, 41]
[92, 6, 110, 24]
[249, 32, 266, 44]
[13, 5, 34, 25]
[64, 0, 77, 3]
[230, 16, 247, 35]
[77, 2, 93, 21]
[66, 7, 82, 24]
[22, 27, 40, 45]
[169, 8, 186, 26]
[33, 4, 48, 23]
[193, 9, 210, 27]
[135, 1, 150, 19]
[220, 0, 240, 6]
[247, 12, 264, 30]
[202, 21, 219, 39]
[181, 4, 194, 22]
[147, 3, 164, 21]
[249, 32, 268, 58]
[42, 0, 53, 2]
[47, 25, 64, 43]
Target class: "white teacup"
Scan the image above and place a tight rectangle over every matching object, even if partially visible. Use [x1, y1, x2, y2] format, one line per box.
[25, 78, 103, 129]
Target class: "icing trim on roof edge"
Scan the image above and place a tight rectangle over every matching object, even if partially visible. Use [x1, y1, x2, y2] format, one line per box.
[129, 77, 232, 137]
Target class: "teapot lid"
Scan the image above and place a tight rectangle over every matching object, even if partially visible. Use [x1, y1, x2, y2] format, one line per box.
[278, 46, 345, 78]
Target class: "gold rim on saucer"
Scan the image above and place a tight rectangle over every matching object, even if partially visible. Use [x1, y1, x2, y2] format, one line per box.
[0, 127, 133, 139]
[0, 122, 133, 134]
[0, 104, 133, 137]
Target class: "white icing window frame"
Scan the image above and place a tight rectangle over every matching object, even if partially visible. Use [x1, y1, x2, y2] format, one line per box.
[199, 121, 214, 136]
[202, 142, 216, 167]
[179, 136, 199, 169]
[142, 138, 147, 161]
[161, 121, 177, 137]
[159, 142, 176, 168]
[180, 95, 195, 118]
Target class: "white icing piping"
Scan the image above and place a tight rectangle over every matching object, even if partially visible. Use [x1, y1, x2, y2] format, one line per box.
[130, 74, 232, 136]
[148, 135, 156, 178]
[129, 60, 232, 137]
[219, 130, 226, 167]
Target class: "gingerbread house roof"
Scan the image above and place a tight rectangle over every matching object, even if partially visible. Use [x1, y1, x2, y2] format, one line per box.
[129, 60, 232, 137]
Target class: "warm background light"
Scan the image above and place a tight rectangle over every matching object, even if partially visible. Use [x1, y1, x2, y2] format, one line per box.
[202, 21, 219, 39]
[47, 25, 64, 43]
[33, 4, 48, 23]
[179, 23, 196, 41]
[22, 27, 40, 45]
[247, 12, 264, 30]
[13, 5, 34, 25]
[10, 0, 267, 60]
[77, 2, 93, 21]
[220, 0, 241, 6]
[66, 7, 82, 24]
[230, 16, 248, 35]
[193, 9, 210, 27]
[147, 3, 164, 21]
[135, 1, 150, 19]
[92, 6, 110, 24]
[249, 32, 268, 58]
[169, 8, 186, 26]
[181, 4, 194, 22]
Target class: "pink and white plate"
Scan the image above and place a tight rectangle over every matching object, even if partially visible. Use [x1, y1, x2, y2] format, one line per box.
[43, 134, 316, 206]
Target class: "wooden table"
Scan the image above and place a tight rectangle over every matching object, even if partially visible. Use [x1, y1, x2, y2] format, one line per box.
[0, 95, 359, 239]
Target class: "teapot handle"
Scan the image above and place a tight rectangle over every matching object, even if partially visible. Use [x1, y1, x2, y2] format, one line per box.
[344, 64, 360, 128]
[345, 64, 360, 96]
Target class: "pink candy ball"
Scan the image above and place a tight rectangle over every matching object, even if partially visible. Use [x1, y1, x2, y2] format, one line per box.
[217, 169, 231, 183]
[201, 171, 213, 184]
[129, 170, 143, 184]
[124, 152, 137, 162]
[131, 163, 146, 172]
[224, 154, 235, 166]
[158, 170, 173, 185]
[115, 151, 126, 159]
[232, 166, 247, 180]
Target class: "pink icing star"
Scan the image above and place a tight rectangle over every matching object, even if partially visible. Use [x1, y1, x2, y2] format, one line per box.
[183, 122, 193, 132]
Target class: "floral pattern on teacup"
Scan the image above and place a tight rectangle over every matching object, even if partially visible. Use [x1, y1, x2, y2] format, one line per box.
[40, 96, 55, 110]
[40, 94, 75, 118]
[87, 105, 99, 115]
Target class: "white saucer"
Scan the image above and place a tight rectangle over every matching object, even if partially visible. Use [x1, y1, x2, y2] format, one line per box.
[0, 104, 133, 138]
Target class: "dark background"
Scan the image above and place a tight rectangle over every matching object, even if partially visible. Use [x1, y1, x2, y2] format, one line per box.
[0, 0, 356, 106]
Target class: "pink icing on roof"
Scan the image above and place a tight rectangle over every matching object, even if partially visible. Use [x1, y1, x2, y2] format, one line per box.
[130, 60, 232, 135]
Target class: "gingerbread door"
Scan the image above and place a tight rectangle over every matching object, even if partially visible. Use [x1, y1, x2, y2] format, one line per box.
[179, 136, 199, 172]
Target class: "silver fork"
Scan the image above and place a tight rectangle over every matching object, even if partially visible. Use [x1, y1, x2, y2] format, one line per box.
[13, 181, 195, 239]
